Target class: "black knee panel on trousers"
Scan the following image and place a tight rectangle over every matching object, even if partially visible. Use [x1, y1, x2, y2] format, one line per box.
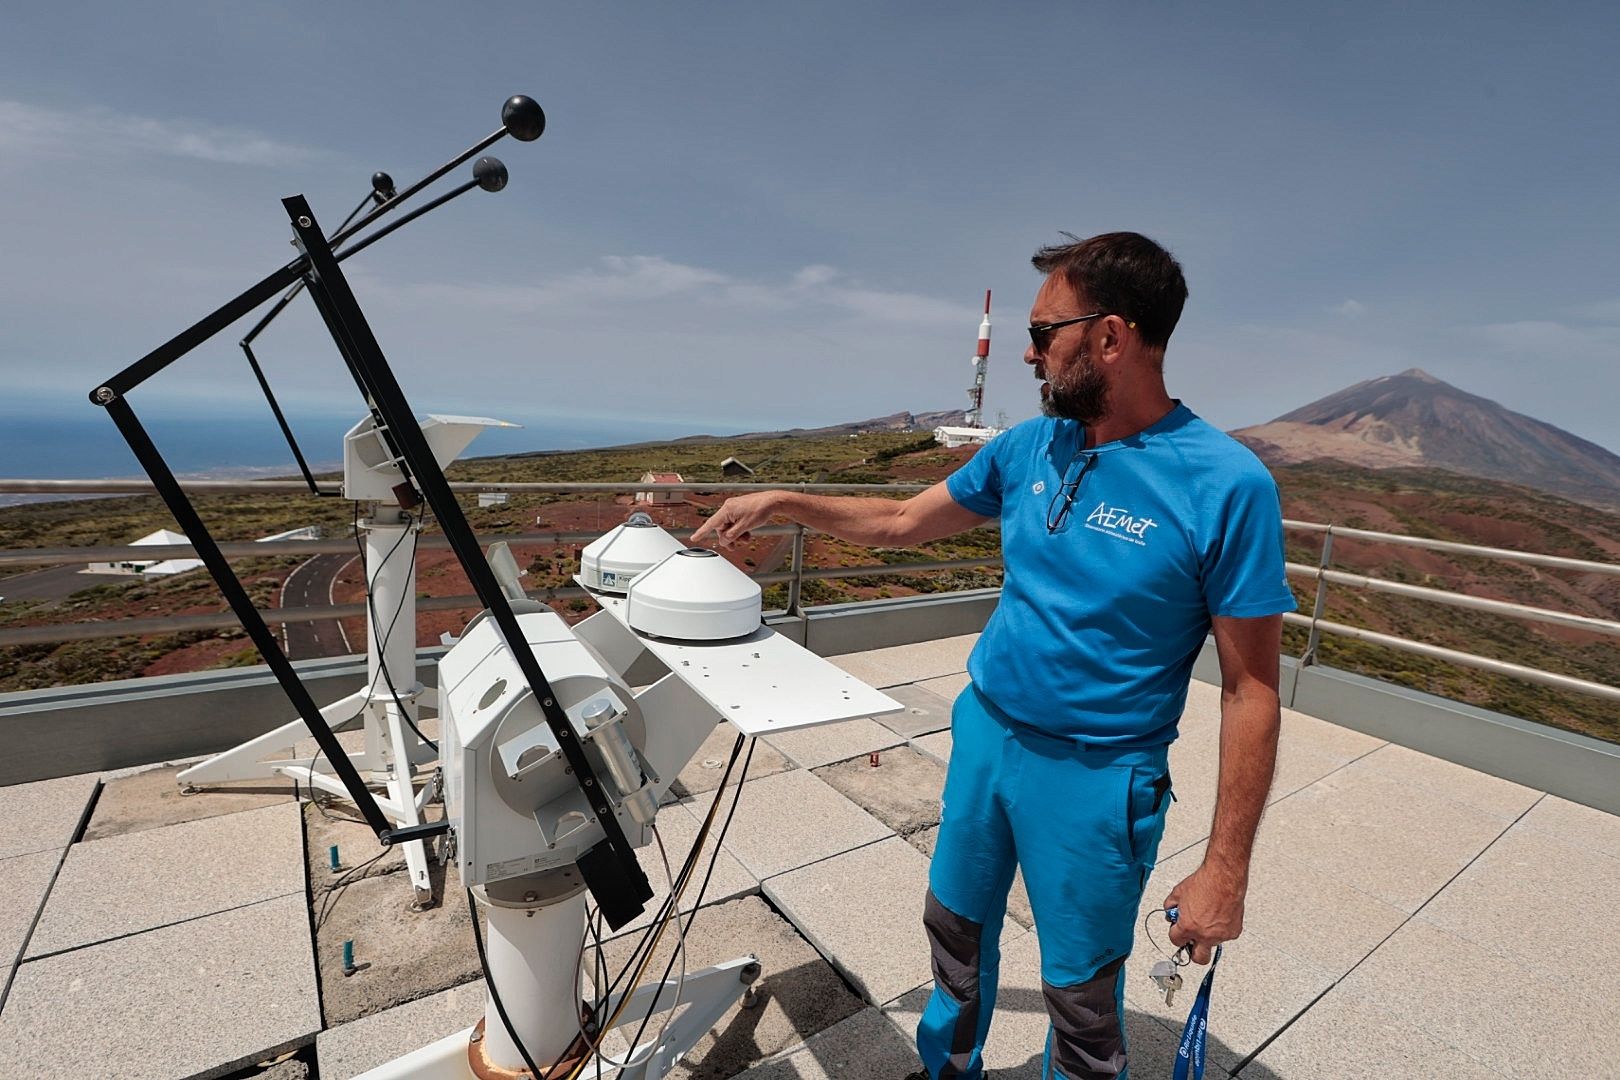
[1042, 957, 1126, 1079]
[923, 889, 985, 1074]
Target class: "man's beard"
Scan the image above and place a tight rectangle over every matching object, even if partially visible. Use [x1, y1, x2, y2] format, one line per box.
[1040, 347, 1110, 424]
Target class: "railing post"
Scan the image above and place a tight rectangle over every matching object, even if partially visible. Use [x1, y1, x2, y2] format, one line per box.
[1300, 525, 1334, 667]
[784, 525, 808, 618]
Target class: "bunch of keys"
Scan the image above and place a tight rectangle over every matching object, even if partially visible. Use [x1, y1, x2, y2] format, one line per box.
[1148, 905, 1194, 1006]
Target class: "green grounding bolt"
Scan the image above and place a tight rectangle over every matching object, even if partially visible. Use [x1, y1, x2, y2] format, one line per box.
[329, 845, 341, 874]
[342, 939, 358, 977]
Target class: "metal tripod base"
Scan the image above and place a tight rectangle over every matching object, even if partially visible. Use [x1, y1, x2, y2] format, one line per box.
[352, 956, 761, 1080]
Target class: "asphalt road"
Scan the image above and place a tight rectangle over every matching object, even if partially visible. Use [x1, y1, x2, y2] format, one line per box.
[280, 552, 358, 660]
[0, 565, 131, 603]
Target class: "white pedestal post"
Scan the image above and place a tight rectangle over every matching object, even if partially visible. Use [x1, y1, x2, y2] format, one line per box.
[176, 505, 438, 906]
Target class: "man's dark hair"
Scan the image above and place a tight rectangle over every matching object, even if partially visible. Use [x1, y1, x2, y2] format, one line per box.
[1031, 232, 1187, 351]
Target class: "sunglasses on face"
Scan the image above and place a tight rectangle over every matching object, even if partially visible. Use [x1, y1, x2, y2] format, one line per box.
[1027, 313, 1137, 354]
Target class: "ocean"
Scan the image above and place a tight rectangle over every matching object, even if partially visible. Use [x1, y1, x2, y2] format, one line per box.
[0, 407, 705, 505]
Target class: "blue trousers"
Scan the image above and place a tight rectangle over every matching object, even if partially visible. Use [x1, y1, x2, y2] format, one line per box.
[917, 685, 1172, 1080]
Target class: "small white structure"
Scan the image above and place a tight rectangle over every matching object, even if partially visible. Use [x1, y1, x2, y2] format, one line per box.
[258, 526, 320, 543]
[635, 471, 686, 505]
[934, 425, 1003, 449]
[87, 529, 203, 577]
[477, 492, 510, 508]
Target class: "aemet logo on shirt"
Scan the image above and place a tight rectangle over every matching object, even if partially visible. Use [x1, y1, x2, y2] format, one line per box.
[1084, 501, 1158, 546]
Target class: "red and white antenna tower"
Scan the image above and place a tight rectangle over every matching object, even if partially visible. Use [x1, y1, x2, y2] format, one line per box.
[965, 290, 991, 428]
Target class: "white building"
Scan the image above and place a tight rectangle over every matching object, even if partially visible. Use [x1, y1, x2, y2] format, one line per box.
[933, 425, 1003, 449]
[477, 492, 510, 508]
[87, 529, 204, 577]
[635, 472, 686, 505]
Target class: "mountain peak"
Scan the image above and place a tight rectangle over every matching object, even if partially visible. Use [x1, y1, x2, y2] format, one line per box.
[1232, 371, 1620, 510]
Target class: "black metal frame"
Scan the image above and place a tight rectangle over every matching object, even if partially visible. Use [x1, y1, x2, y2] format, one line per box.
[87, 97, 653, 925]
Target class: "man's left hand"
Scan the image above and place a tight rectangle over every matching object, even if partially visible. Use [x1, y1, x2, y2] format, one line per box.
[1162, 862, 1247, 965]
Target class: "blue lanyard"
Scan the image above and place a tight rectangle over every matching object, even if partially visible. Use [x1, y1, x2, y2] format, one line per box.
[1171, 945, 1221, 1080]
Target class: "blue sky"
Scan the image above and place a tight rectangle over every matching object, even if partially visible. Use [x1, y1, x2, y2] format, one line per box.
[2, 1, 1617, 465]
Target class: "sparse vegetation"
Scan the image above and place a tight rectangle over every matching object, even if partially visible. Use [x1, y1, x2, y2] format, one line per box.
[2, 437, 1615, 747]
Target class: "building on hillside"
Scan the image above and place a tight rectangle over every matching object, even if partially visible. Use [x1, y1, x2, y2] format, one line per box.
[719, 457, 754, 479]
[635, 471, 686, 505]
[477, 492, 510, 508]
[933, 425, 1003, 449]
[88, 526, 320, 578]
[86, 529, 204, 577]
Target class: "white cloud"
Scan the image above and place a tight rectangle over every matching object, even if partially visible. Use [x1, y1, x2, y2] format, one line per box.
[1571, 298, 1620, 323]
[1335, 298, 1365, 316]
[0, 99, 322, 168]
[367, 254, 963, 327]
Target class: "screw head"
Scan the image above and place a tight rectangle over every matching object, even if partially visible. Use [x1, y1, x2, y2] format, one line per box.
[93, 387, 116, 405]
[297, 215, 312, 228]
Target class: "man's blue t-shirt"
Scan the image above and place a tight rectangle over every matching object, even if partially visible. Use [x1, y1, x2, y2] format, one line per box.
[945, 403, 1295, 746]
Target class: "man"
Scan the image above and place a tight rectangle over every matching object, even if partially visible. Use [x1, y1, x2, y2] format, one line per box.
[691, 232, 1294, 1079]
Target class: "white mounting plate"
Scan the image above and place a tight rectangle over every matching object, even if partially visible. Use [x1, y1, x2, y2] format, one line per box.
[583, 587, 903, 737]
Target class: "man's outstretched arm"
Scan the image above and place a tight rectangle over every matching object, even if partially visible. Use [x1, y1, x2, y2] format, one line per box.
[1164, 612, 1283, 964]
[690, 481, 988, 549]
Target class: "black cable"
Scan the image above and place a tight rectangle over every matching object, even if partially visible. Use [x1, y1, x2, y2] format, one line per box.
[352, 504, 437, 750]
[468, 888, 547, 1080]
[622, 738, 757, 1059]
[537, 733, 749, 1079]
[316, 847, 391, 929]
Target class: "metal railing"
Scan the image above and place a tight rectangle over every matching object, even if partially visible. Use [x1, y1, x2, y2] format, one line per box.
[2, 479, 1616, 706]
[1282, 520, 1620, 704]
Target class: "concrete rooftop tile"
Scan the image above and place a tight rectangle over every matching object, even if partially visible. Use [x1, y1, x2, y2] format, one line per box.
[737, 1007, 920, 1078]
[85, 762, 295, 841]
[813, 744, 945, 837]
[602, 895, 866, 1080]
[316, 981, 485, 1080]
[1160, 705, 1384, 862]
[764, 836, 938, 1006]
[717, 768, 890, 880]
[1417, 821, 1620, 986]
[827, 633, 977, 688]
[1252, 767, 1511, 913]
[1122, 930, 1336, 1073]
[910, 730, 952, 766]
[1337, 918, 1620, 1077]
[870, 683, 954, 739]
[913, 671, 969, 702]
[764, 716, 903, 770]
[1339, 742, 1541, 820]
[28, 800, 303, 957]
[0, 894, 319, 1080]
[1517, 793, 1620, 861]
[671, 720, 794, 797]
[0, 773, 97, 859]
[0, 849, 59, 974]
[605, 797, 758, 942]
[1249, 983, 1503, 1080]
[1138, 841, 1405, 982]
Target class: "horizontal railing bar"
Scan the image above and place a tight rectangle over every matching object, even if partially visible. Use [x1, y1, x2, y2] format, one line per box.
[0, 478, 932, 496]
[1284, 519, 1620, 577]
[1299, 616, 1620, 703]
[1284, 562, 1620, 637]
[1, 522, 1002, 568]
[0, 557, 1003, 646]
[0, 526, 789, 567]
